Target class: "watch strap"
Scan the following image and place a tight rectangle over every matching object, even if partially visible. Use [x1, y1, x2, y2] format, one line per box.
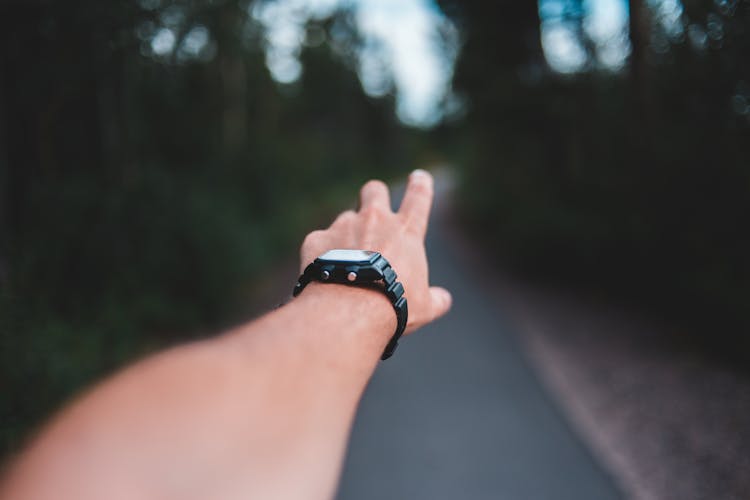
[379, 260, 407, 360]
[292, 263, 315, 298]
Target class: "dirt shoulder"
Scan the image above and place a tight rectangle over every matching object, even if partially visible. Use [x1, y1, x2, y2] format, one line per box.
[498, 280, 750, 500]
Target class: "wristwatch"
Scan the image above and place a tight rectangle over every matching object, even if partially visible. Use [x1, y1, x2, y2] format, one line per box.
[293, 249, 408, 360]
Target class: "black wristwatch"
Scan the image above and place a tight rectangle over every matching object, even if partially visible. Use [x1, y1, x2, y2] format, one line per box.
[293, 249, 408, 360]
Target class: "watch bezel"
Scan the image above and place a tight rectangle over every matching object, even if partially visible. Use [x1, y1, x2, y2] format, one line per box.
[314, 249, 381, 266]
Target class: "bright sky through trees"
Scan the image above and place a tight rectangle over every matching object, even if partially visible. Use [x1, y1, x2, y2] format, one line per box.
[539, 0, 631, 72]
[139, 0, 692, 127]
[252, 0, 689, 126]
[251, 0, 460, 128]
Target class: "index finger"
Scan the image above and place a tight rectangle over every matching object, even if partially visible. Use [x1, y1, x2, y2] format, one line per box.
[398, 169, 434, 236]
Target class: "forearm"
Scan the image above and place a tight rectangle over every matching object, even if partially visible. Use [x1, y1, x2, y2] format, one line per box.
[2, 284, 394, 500]
[2, 170, 451, 500]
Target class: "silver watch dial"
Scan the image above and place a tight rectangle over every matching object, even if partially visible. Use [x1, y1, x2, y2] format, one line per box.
[318, 249, 378, 263]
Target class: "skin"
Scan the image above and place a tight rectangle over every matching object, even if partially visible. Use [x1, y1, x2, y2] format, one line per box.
[0, 169, 452, 500]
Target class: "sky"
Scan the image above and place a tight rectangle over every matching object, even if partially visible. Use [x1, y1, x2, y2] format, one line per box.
[138, 0, 667, 126]
[250, 0, 459, 128]
[539, 0, 631, 72]
[250, 0, 683, 127]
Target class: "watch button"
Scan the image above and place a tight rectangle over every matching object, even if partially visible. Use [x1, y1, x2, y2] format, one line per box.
[321, 270, 331, 280]
[347, 271, 357, 282]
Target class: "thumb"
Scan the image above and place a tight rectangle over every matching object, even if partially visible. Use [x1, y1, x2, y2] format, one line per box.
[429, 286, 452, 321]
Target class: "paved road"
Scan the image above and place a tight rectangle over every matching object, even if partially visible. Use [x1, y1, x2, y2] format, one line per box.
[335, 176, 622, 500]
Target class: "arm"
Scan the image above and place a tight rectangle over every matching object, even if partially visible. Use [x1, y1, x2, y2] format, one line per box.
[0, 170, 452, 500]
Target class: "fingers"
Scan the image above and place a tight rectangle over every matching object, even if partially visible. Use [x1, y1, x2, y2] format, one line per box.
[429, 286, 452, 321]
[359, 180, 391, 212]
[398, 169, 434, 237]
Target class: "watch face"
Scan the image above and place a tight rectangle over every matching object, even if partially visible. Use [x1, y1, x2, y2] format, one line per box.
[318, 249, 378, 263]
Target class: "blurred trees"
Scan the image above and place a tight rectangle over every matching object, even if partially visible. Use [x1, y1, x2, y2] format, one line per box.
[440, 0, 750, 357]
[0, 0, 422, 453]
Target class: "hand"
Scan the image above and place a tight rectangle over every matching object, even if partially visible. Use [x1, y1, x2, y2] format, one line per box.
[299, 169, 452, 334]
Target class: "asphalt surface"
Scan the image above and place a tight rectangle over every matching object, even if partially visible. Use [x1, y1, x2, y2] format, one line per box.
[335, 176, 622, 500]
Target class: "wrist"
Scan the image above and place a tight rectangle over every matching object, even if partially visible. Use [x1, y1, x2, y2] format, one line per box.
[290, 282, 397, 362]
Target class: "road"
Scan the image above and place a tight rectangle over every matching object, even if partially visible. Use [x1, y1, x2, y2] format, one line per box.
[335, 174, 622, 500]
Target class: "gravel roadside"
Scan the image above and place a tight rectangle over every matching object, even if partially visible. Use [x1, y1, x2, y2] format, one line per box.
[500, 280, 750, 500]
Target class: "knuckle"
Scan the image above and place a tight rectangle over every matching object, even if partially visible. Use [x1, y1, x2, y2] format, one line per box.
[360, 205, 383, 220]
[333, 210, 355, 226]
[360, 206, 386, 227]
[302, 229, 325, 247]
